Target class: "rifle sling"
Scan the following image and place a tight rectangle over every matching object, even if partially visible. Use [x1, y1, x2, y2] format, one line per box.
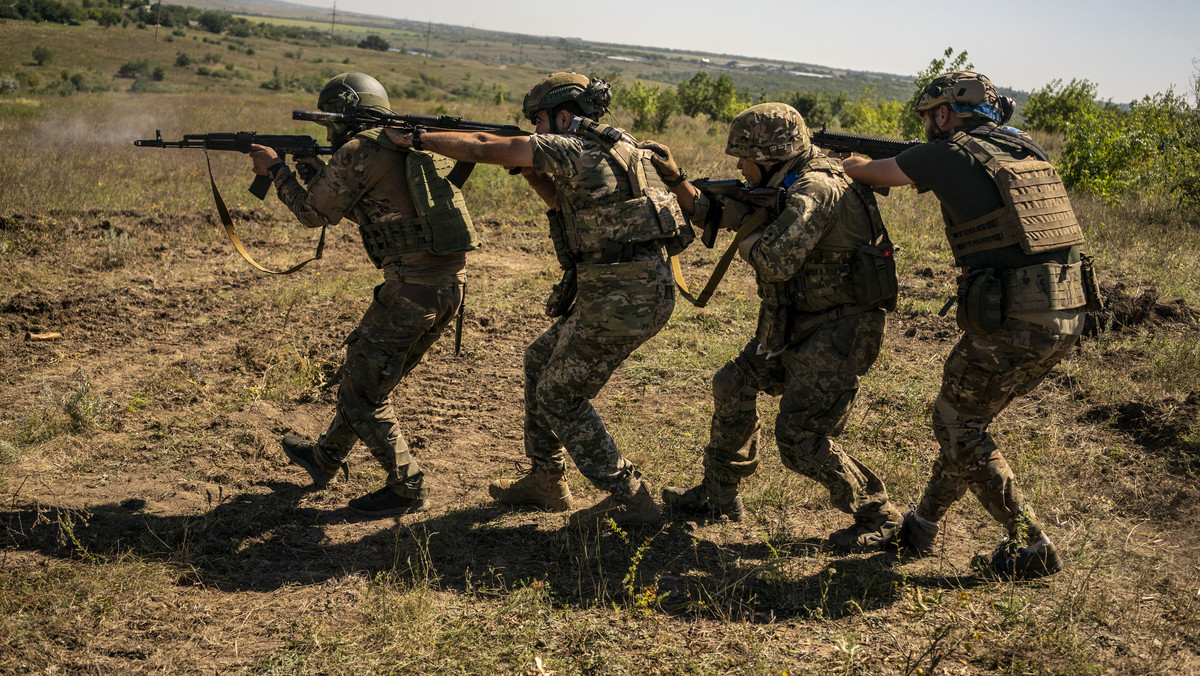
[205, 150, 326, 275]
[675, 209, 770, 308]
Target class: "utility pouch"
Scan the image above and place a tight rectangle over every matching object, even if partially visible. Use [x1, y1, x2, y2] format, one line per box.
[1080, 252, 1105, 312]
[545, 268, 578, 318]
[755, 303, 792, 353]
[852, 240, 898, 310]
[574, 260, 662, 341]
[956, 268, 1005, 334]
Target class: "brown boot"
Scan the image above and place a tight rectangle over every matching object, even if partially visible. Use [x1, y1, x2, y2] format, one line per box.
[488, 467, 572, 511]
[661, 480, 744, 522]
[281, 434, 348, 488]
[883, 504, 940, 557]
[568, 482, 662, 531]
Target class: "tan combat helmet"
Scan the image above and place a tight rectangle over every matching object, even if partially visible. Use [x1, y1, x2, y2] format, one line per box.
[317, 72, 392, 116]
[725, 103, 811, 164]
[521, 72, 612, 122]
[915, 71, 1013, 124]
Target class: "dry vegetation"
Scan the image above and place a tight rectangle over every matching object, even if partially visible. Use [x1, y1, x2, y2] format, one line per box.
[2, 20, 1200, 676]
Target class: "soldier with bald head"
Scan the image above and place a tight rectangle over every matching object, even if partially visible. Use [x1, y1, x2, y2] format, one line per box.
[651, 103, 903, 551]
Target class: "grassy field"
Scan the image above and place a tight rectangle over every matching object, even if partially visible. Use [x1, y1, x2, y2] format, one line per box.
[2, 18, 1200, 675]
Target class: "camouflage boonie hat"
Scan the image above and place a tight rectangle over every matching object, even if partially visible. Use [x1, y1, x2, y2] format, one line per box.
[915, 71, 1004, 123]
[522, 72, 612, 122]
[725, 103, 810, 164]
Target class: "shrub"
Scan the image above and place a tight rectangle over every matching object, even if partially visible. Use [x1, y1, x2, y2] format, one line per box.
[116, 59, 152, 79]
[358, 34, 389, 51]
[1024, 78, 1100, 134]
[32, 45, 53, 66]
[900, 47, 972, 139]
[621, 80, 676, 133]
[175, 52, 191, 67]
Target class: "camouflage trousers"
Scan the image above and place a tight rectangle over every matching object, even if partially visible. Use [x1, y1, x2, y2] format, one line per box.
[316, 277, 462, 497]
[915, 311, 1083, 541]
[703, 309, 894, 519]
[523, 260, 675, 500]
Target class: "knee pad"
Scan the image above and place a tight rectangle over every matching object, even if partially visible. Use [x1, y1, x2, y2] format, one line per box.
[713, 362, 756, 411]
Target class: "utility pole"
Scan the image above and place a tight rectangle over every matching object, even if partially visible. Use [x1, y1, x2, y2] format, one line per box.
[329, 2, 336, 38]
[425, 21, 431, 55]
[154, 0, 162, 42]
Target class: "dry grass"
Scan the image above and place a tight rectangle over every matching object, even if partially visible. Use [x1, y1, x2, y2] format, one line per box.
[2, 20, 1199, 676]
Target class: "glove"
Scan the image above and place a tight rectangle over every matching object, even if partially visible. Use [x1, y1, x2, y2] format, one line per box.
[295, 156, 326, 185]
[638, 140, 685, 186]
[719, 197, 754, 232]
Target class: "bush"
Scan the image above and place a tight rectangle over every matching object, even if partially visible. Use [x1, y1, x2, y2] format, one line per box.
[116, 59, 152, 79]
[175, 52, 191, 67]
[676, 71, 749, 123]
[1024, 79, 1100, 135]
[358, 34, 390, 51]
[32, 45, 53, 66]
[620, 80, 676, 133]
[900, 47, 972, 139]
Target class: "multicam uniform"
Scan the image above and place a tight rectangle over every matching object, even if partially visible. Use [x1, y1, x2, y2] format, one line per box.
[271, 130, 478, 500]
[522, 121, 685, 500]
[894, 122, 1089, 542]
[691, 147, 899, 527]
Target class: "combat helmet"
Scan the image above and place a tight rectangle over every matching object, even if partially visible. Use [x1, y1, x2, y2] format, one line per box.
[725, 103, 810, 165]
[316, 73, 391, 148]
[522, 72, 612, 122]
[915, 71, 1014, 125]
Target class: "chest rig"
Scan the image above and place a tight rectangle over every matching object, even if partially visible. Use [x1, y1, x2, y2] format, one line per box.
[757, 155, 897, 313]
[352, 129, 480, 268]
[555, 118, 693, 261]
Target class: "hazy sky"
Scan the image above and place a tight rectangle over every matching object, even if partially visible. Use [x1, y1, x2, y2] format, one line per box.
[290, 0, 1198, 103]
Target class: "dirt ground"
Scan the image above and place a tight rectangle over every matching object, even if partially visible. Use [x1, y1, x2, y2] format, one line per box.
[2, 207, 1199, 673]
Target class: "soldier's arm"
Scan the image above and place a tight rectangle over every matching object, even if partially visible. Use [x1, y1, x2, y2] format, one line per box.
[842, 156, 914, 188]
[745, 181, 837, 283]
[385, 129, 534, 168]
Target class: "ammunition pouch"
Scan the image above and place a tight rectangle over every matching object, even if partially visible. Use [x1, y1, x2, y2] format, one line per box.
[545, 268, 578, 318]
[563, 188, 688, 256]
[574, 259, 664, 342]
[954, 260, 1090, 334]
[546, 208, 576, 271]
[1080, 252, 1105, 312]
[852, 239, 899, 310]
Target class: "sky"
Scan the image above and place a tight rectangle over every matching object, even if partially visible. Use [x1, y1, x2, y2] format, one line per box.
[282, 0, 1198, 103]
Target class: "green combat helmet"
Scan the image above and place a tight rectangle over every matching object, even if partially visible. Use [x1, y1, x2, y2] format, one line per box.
[521, 72, 612, 122]
[316, 72, 392, 147]
[725, 102, 810, 164]
[915, 71, 1014, 125]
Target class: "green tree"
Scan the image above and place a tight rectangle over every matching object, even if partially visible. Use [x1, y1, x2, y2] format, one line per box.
[676, 71, 714, 118]
[32, 45, 53, 66]
[785, 90, 847, 129]
[621, 80, 676, 133]
[358, 34, 390, 52]
[901, 47, 972, 139]
[1023, 78, 1100, 134]
[840, 86, 904, 136]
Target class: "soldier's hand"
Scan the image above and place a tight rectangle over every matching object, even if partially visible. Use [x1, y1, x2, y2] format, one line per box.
[295, 156, 325, 184]
[249, 144, 280, 176]
[384, 127, 414, 149]
[719, 197, 754, 232]
[638, 140, 683, 185]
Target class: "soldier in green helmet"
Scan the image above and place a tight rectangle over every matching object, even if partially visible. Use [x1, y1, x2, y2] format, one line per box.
[647, 103, 904, 551]
[384, 72, 692, 530]
[248, 72, 481, 517]
[844, 71, 1100, 577]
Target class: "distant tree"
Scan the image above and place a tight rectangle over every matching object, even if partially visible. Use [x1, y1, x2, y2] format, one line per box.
[1023, 78, 1100, 134]
[358, 34, 390, 52]
[901, 47, 972, 139]
[785, 90, 847, 129]
[96, 8, 121, 28]
[621, 80, 676, 133]
[32, 45, 53, 66]
[676, 71, 749, 123]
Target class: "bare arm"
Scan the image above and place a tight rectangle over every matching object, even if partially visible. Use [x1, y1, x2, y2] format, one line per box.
[384, 128, 534, 167]
[842, 156, 914, 188]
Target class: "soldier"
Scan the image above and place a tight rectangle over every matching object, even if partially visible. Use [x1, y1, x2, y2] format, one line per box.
[843, 72, 1098, 577]
[648, 103, 904, 551]
[384, 73, 692, 529]
[248, 72, 480, 517]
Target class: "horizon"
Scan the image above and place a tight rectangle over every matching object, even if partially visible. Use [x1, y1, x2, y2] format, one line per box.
[275, 0, 1198, 104]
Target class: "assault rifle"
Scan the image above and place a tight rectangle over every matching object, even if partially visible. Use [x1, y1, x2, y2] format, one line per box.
[689, 178, 786, 249]
[293, 109, 527, 184]
[133, 130, 331, 199]
[810, 128, 921, 159]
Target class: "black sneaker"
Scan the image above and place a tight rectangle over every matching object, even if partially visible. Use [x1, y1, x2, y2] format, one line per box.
[281, 434, 347, 488]
[978, 536, 1063, 579]
[348, 486, 429, 518]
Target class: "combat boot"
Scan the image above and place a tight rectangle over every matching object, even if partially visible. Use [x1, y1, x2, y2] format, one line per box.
[568, 482, 663, 531]
[282, 433, 348, 488]
[348, 485, 430, 518]
[979, 536, 1063, 579]
[826, 502, 903, 552]
[883, 504, 939, 557]
[489, 467, 572, 511]
[661, 479, 744, 522]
